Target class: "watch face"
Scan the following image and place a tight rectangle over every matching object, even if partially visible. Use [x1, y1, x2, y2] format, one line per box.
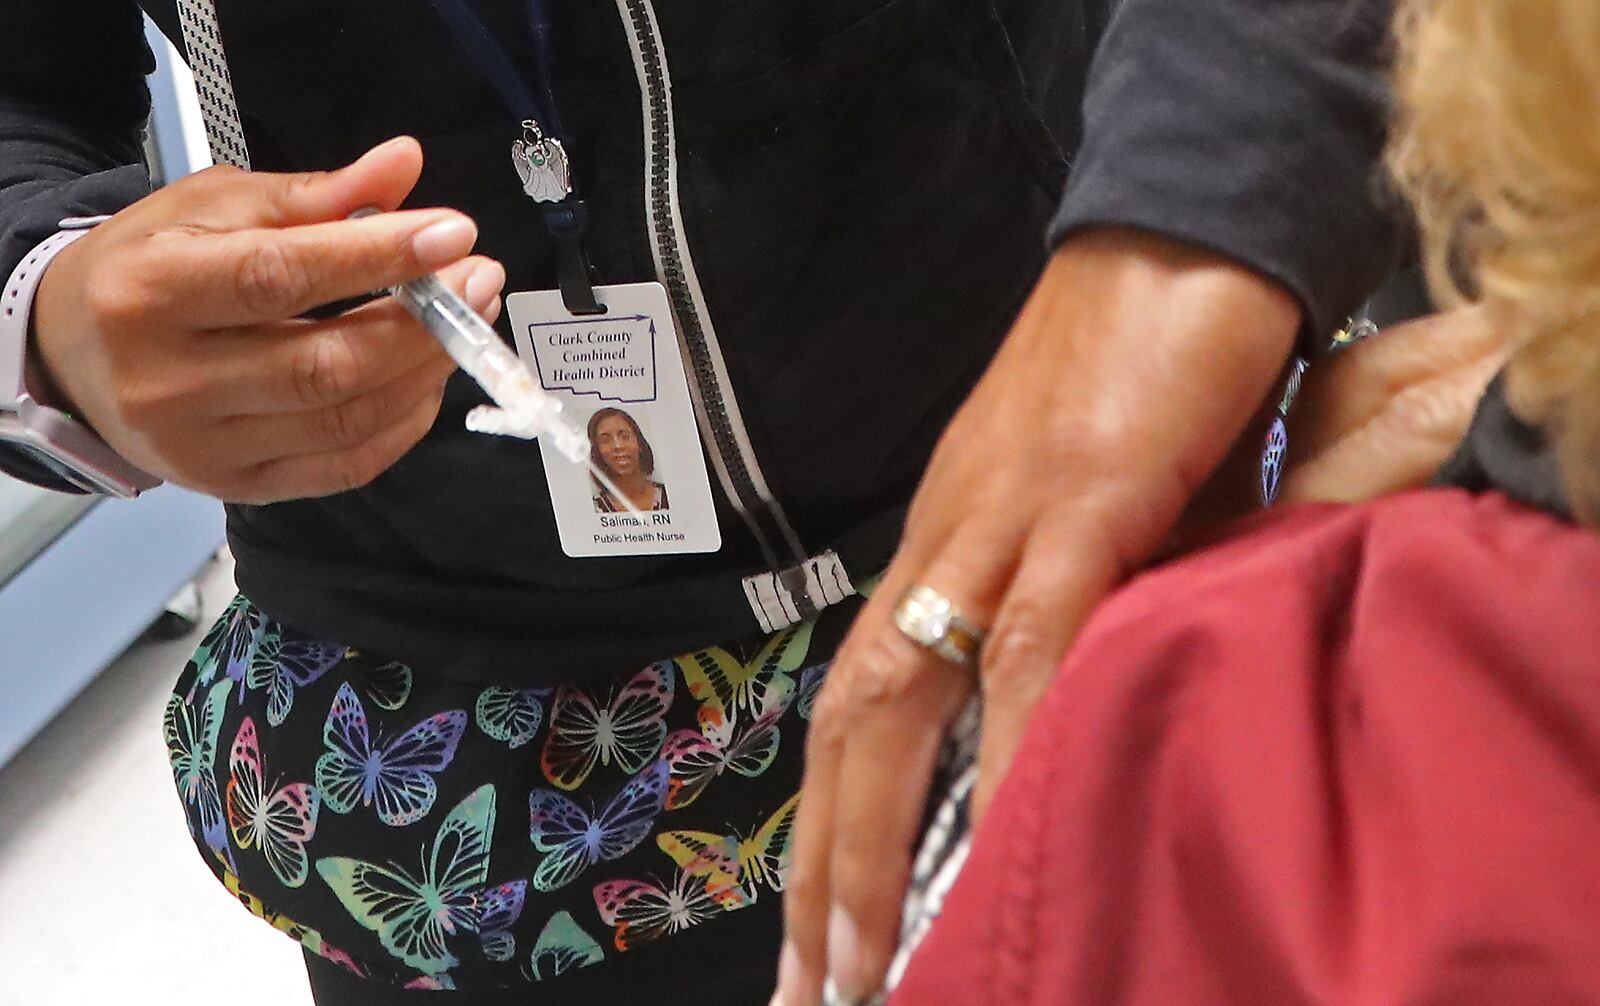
[0, 410, 148, 498]
[0, 429, 103, 494]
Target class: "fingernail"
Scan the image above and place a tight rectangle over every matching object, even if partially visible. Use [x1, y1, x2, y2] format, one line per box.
[348, 136, 412, 171]
[368, 135, 414, 158]
[775, 941, 800, 1005]
[827, 907, 880, 1005]
[824, 977, 886, 1006]
[412, 216, 478, 268]
[464, 260, 507, 308]
[823, 979, 888, 1006]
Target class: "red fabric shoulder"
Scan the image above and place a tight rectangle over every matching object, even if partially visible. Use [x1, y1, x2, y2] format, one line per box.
[893, 490, 1600, 1006]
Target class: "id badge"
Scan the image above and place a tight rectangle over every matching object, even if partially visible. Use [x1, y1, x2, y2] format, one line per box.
[507, 282, 722, 558]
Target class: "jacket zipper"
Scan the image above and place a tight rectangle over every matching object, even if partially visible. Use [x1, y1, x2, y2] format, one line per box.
[185, 0, 834, 617]
[612, 0, 811, 575]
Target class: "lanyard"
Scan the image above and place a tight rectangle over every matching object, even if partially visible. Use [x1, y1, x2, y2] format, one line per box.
[424, 0, 561, 135]
[425, 0, 604, 315]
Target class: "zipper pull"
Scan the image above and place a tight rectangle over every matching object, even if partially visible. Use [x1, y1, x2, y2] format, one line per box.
[511, 120, 605, 316]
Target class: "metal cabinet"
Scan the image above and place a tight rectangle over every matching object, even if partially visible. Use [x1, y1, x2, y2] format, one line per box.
[0, 22, 225, 767]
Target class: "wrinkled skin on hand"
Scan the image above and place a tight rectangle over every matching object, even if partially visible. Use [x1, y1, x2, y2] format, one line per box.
[776, 229, 1302, 1006]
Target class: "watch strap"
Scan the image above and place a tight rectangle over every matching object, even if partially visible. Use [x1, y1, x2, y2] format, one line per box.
[1, 223, 100, 400]
[1, 218, 163, 498]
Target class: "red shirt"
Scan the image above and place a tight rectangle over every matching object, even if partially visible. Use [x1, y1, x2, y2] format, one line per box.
[894, 490, 1600, 1005]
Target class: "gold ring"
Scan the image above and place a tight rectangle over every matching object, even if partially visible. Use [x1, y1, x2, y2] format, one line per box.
[891, 585, 985, 667]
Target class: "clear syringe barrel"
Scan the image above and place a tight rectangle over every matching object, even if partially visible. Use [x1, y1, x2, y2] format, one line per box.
[392, 276, 589, 464]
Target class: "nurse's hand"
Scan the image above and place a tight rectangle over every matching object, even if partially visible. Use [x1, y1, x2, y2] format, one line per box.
[29, 136, 506, 503]
[778, 228, 1301, 1006]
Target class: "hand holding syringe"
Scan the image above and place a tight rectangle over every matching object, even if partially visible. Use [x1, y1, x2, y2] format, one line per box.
[389, 271, 651, 523]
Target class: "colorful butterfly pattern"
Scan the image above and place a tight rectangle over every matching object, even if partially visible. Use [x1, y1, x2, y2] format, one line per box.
[403, 974, 458, 990]
[661, 688, 792, 810]
[477, 879, 528, 962]
[528, 911, 605, 981]
[593, 867, 725, 951]
[476, 686, 552, 749]
[164, 678, 234, 858]
[679, 622, 812, 736]
[540, 664, 673, 790]
[528, 761, 670, 892]
[226, 716, 320, 887]
[163, 590, 854, 992]
[315, 682, 466, 827]
[659, 793, 801, 908]
[185, 595, 244, 694]
[187, 595, 267, 697]
[796, 662, 830, 722]
[317, 784, 496, 975]
[346, 654, 414, 711]
[245, 626, 344, 727]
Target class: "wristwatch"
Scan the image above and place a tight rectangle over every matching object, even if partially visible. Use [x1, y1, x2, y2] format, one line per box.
[0, 217, 162, 499]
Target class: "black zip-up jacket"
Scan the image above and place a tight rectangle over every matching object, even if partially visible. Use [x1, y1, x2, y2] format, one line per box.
[0, 0, 1400, 685]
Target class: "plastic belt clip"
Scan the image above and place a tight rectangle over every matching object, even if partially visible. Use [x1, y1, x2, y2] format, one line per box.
[541, 200, 606, 316]
[777, 563, 820, 621]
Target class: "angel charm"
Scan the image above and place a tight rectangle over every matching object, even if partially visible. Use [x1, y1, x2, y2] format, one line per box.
[511, 119, 572, 203]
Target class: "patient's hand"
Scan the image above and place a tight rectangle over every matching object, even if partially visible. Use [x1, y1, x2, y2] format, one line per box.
[1171, 307, 1512, 545]
[1280, 307, 1508, 504]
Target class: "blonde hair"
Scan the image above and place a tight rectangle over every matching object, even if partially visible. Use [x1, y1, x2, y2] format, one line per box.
[1391, 0, 1600, 522]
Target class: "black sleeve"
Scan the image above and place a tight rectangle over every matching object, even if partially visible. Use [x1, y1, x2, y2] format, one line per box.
[0, 3, 158, 493]
[1434, 374, 1575, 523]
[1053, 0, 1403, 344]
[0, 2, 157, 273]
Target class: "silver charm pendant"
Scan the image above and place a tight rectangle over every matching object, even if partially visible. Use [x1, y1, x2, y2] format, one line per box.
[511, 119, 572, 203]
[1260, 415, 1289, 506]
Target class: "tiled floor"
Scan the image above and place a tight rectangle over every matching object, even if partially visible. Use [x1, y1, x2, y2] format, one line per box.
[0, 552, 309, 1005]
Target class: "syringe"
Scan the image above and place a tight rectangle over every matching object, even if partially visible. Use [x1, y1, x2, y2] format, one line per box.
[388, 271, 651, 524]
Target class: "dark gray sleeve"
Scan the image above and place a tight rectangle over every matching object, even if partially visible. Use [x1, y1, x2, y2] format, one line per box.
[1053, 0, 1402, 342]
[0, 3, 158, 491]
[1434, 374, 1574, 523]
[0, 2, 158, 280]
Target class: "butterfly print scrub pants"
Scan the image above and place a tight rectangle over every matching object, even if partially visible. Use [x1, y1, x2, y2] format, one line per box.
[163, 593, 864, 1002]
